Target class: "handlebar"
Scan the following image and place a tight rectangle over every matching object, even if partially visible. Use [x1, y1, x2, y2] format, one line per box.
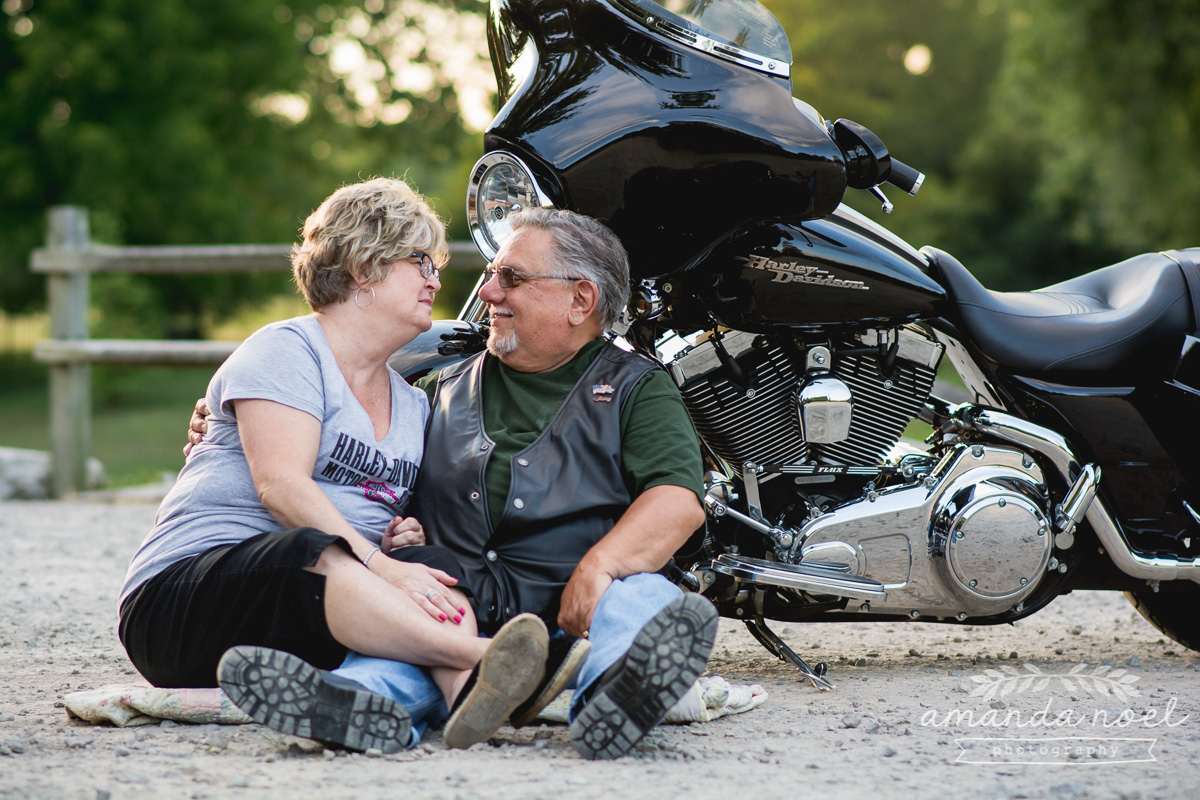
[887, 158, 925, 196]
[830, 118, 925, 198]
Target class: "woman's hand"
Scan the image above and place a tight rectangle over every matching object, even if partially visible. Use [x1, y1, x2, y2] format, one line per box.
[183, 397, 210, 456]
[372, 558, 465, 624]
[381, 516, 425, 551]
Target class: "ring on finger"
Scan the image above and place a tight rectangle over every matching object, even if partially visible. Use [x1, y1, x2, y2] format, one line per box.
[424, 588, 439, 601]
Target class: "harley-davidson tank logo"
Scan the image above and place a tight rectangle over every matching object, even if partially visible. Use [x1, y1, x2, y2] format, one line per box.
[738, 255, 869, 290]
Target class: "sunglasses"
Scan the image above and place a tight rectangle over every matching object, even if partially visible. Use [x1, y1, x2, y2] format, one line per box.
[485, 264, 583, 289]
[408, 252, 440, 281]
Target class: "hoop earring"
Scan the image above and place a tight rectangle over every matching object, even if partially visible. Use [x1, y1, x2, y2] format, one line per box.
[354, 285, 375, 310]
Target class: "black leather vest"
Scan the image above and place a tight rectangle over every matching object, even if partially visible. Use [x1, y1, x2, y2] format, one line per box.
[411, 343, 659, 633]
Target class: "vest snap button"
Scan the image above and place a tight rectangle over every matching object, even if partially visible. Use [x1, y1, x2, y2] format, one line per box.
[470, 491, 480, 501]
[513, 498, 525, 510]
[480, 443, 490, 451]
[517, 458, 529, 467]
[486, 550, 498, 561]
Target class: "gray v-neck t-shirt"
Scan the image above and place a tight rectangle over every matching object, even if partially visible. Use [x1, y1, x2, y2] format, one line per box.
[120, 315, 428, 604]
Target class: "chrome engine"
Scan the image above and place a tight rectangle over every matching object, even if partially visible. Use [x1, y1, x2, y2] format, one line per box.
[669, 326, 941, 476]
[795, 443, 1054, 616]
[669, 325, 1065, 620]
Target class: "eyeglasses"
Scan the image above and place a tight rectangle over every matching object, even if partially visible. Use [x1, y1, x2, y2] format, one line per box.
[408, 252, 440, 281]
[485, 264, 582, 289]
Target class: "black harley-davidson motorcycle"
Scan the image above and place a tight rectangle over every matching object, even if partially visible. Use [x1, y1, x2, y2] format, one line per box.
[393, 0, 1200, 687]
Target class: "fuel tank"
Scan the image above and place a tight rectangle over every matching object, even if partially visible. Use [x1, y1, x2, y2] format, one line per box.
[485, 0, 848, 280]
[680, 205, 948, 333]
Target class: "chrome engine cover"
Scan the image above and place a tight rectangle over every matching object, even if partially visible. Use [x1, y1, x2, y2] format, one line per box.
[668, 326, 941, 477]
[796, 444, 1053, 617]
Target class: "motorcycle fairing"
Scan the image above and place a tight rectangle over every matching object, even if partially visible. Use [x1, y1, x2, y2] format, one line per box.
[484, 0, 847, 280]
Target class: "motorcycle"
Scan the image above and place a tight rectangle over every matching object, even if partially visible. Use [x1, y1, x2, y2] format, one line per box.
[391, 0, 1200, 688]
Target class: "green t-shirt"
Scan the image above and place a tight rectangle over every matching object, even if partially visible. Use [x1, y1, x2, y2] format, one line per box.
[416, 339, 703, 529]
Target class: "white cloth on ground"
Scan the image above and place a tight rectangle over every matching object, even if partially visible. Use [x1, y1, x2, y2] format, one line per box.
[64, 685, 252, 727]
[537, 676, 767, 725]
[63, 676, 765, 728]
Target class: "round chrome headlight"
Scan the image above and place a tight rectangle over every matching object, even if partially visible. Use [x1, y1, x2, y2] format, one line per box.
[466, 152, 555, 260]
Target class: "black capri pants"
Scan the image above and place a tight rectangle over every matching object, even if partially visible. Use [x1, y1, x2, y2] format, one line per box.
[118, 527, 466, 688]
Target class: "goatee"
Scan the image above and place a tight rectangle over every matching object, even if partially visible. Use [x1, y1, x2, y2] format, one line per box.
[487, 328, 519, 357]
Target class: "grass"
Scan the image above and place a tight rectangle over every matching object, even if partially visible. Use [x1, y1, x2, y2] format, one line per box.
[0, 356, 213, 488]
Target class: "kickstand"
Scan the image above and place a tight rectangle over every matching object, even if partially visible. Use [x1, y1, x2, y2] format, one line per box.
[744, 616, 834, 691]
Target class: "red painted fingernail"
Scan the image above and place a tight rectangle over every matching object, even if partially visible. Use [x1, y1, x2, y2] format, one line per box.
[454, 615, 462, 624]
[459, 607, 467, 615]
[439, 614, 447, 621]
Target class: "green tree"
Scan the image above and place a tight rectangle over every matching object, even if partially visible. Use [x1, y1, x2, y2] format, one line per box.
[0, 0, 487, 332]
[922, 0, 1200, 287]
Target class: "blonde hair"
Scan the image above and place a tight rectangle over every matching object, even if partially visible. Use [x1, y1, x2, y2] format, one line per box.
[291, 177, 448, 310]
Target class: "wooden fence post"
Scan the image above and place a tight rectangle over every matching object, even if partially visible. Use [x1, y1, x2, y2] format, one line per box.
[44, 206, 91, 497]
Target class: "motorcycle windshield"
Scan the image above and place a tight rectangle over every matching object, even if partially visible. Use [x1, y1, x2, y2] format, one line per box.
[614, 0, 791, 76]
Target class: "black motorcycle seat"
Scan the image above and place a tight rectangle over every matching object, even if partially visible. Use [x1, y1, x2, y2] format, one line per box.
[923, 247, 1198, 371]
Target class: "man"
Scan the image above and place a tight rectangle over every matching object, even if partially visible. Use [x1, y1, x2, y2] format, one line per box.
[197, 209, 718, 759]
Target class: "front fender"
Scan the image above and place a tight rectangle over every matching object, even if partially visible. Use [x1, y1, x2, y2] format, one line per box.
[387, 319, 486, 382]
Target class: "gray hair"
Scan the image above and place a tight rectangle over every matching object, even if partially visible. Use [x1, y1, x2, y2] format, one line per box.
[509, 208, 629, 329]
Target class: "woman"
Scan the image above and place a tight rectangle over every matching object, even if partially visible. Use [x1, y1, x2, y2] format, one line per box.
[118, 178, 548, 753]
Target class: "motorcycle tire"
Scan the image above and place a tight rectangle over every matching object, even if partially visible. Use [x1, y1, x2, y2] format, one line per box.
[1124, 582, 1200, 653]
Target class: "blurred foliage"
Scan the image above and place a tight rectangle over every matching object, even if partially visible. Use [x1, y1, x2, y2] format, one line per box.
[0, 0, 485, 332]
[948, 0, 1200, 287]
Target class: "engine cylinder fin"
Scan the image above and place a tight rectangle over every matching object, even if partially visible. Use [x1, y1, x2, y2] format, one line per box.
[674, 329, 938, 477]
[679, 341, 808, 477]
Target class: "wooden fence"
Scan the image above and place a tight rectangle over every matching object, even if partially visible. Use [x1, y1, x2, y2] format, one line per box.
[30, 205, 487, 497]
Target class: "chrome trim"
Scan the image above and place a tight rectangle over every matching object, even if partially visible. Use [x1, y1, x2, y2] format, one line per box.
[1086, 496, 1200, 582]
[705, 485, 796, 551]
[713, 554, 886, 599]
[457, 272, 489, 324]
[465, 151, 556, 261]
[969, 409, 1080, 480]
[794, 444, 1051, 616]
[1055, 463, 1099, 534]
[931, 330, 1006, 408]
[908, 171, 925, 197]
[967, 408, 1200, 584]
[741, 461, 766, 522]
[796, 376, 853, 443]
[613, 0, 790, 78]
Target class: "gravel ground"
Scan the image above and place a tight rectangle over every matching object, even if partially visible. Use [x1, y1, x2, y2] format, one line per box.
[2, 498, 1198, 800]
